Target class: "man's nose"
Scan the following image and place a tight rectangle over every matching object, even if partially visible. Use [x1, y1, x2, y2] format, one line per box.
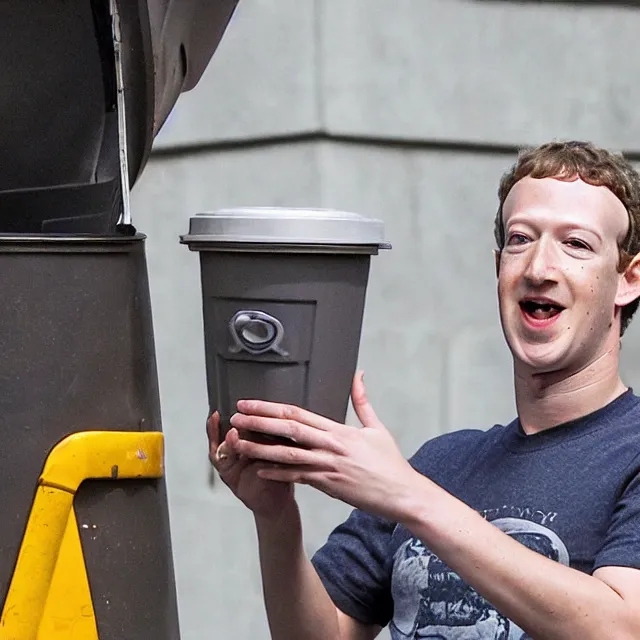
[523, 238, 558, 286]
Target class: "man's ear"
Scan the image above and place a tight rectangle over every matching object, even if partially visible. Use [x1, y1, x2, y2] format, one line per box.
[494, 249, 501, 278]
[616, 254, 640, 307]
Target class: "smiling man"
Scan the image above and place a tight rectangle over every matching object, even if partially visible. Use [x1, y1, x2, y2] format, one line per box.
[208, 141, 640, 640]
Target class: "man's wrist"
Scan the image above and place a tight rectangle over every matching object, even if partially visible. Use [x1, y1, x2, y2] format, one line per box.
[254, 499, 301, 538]
[395, 472, 442, 535]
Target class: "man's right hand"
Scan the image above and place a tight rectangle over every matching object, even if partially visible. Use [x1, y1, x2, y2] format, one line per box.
[207, 412, 295, 520]
[207, 411, 380, 640]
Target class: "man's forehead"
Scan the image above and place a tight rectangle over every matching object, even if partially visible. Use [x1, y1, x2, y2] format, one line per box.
[502, 176, 629, 239]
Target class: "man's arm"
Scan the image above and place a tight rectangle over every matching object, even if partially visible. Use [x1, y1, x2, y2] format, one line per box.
[208, 413, 380, 640]
[255, 500, 380, 640]
[337, 611, 382, 640]
[400, 475, 640, 640]
[230, 375, 640, 640]
[260, 466, 640, 639]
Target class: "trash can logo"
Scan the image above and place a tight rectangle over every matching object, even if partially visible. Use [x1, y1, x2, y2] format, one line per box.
[228, 310, 288, 356]
[390, 518, 569, 639]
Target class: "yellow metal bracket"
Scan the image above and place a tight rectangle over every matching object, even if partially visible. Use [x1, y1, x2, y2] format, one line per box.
[0, 431, 164, 640]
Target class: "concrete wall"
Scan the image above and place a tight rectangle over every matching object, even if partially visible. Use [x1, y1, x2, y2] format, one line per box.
[156, 0, 640, 150]
[131, 1, 640, 637]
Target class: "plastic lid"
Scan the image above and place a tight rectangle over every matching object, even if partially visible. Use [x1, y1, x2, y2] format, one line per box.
[180, 207, 388, 247]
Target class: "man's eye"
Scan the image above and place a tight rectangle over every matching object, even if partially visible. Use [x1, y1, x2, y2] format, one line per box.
[507, 233, 528, 245]
[565, 238, 591, 250]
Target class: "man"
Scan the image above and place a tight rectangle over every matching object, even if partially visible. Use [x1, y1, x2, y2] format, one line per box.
[208, 141, 640, 639]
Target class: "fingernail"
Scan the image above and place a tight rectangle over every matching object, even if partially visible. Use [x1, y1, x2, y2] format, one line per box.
[215, 443, 229, 462]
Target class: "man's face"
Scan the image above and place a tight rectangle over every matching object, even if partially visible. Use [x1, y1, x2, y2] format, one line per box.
[498, 176, 630, 375]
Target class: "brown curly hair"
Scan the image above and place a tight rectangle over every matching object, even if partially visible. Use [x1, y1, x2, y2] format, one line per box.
[494, 141, 640, 335]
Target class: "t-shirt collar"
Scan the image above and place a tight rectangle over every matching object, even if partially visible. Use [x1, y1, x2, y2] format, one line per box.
[501, 388, 638, 453]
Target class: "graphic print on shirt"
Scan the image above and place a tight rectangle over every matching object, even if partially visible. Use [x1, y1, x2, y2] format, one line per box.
[390, 516, 570, 640]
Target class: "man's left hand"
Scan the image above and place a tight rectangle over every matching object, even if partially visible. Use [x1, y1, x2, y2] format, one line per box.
[228, 371, 419, 520]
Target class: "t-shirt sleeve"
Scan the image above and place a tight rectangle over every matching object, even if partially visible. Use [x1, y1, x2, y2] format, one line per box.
[311, 508, 396, 627]
[593, 467, 640, 571]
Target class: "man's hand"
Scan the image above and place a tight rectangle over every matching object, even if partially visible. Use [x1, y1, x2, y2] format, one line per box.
[227, 371, 418, 521]
[207, 412, 295, 520]
[209, 413, 370, 640]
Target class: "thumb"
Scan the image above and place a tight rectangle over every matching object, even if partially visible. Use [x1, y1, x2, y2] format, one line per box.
[351, 370, 384, 429]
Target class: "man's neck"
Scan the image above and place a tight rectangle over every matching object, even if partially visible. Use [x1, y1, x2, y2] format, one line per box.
[514, 347, 627, 435]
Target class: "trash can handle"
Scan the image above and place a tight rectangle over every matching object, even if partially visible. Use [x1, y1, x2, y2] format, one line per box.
[229, 310, 288, 357]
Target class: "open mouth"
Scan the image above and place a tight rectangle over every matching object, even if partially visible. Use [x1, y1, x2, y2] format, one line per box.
[519, 299, 565, 321]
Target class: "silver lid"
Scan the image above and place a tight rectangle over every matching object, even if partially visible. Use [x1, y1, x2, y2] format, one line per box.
[180, 207, 388, 247]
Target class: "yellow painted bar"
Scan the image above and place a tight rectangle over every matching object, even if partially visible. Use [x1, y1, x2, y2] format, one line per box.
[38, 509, 98, 639]
[40, 431, 164, 492]
[1, 488, 73, 640]
[0, 431, 164, 640]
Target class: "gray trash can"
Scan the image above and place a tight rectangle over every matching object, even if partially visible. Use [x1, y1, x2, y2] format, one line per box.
[0, 234, 180, 639]
[181, 207, 389, 437]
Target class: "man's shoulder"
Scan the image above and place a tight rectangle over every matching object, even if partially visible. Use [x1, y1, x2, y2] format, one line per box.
[409, 423, 507, 475]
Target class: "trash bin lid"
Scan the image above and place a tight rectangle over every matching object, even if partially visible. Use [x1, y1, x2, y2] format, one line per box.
[0, 0, 238, 193]
[180, 207, 389, 248]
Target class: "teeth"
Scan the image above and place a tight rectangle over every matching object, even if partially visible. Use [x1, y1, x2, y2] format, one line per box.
[532, 307, 557, 319]
[520, 300, 562, 320]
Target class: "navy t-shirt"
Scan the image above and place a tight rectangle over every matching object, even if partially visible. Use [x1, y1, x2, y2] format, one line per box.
[312, 390, 640, 639]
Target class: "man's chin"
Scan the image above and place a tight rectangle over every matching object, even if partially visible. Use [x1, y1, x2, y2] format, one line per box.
[510, 341, 568, 375]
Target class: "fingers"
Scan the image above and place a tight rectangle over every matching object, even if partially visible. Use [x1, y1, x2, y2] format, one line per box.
[207, 412, 242, 465]
[233, 437, 334, 469]
[351, 370, 384, 429]
[206, 411, 220, 450]
[215, 441, 230, 462]
[209, 426, 243, 474]
[229, 413, 347, 455]
[235, 399, 336, 432]
[256, 465, 325, 486]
